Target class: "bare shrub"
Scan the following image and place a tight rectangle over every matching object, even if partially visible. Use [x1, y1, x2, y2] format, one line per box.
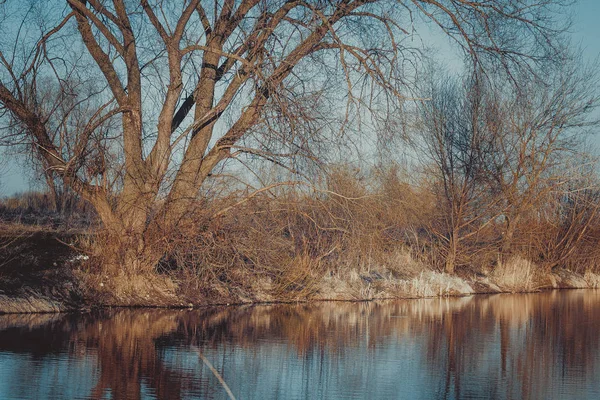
[155, 166, 465, 301]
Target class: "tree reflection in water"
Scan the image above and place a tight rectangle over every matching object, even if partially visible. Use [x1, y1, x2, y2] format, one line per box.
[0, 291, 600, 399]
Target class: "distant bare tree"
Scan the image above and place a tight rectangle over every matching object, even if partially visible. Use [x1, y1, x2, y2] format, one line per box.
[0, 0, 573, 273]
[541, 173, 600, 269]
[483, 60, 599, 257]
[419, 73, 498, 273]
[418, 55, 599, 273]
[0, 149, 7, 192]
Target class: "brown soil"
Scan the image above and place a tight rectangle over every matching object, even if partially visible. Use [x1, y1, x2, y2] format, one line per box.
[0, 226, 84, 312]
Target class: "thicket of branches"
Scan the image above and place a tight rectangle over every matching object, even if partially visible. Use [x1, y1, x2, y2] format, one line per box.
[1, 0, 599, 289]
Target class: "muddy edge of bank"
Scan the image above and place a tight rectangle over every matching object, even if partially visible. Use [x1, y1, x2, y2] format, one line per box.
[0, 269, 597, 314]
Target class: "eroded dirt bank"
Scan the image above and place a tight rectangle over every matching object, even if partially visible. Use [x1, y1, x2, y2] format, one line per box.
[0, 228, 84, 313]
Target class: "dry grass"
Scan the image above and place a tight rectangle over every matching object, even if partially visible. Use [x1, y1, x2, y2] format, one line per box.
[5, 165, 598, 307]
[0, 191, 95, 229]
[86, 166, 600, 304]
[0, 293, 64, 313]
[491, 256, 541, 292]
[76, 268, 177, 306]
[4, 165, 600, 311]
[299, 250, 474, 300]
[401, 270, 474, 298]
[584, 270, 600, 288]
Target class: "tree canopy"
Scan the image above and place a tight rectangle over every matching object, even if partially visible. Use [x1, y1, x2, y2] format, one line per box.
[0, 0, 575, 271]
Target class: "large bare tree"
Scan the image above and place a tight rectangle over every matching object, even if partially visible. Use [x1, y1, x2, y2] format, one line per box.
[0, 0, 571, 272]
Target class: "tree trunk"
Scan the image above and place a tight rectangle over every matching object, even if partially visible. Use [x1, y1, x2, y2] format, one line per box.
[445, 232, 458, 274]
[501, 214, 520, 260]
[44, 173, 61, 213]
[92, 194, 162, 274]
[100, 228, 163, 275]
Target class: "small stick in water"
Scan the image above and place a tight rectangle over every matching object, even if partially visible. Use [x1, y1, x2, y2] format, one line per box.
[194, 347, 237, 400]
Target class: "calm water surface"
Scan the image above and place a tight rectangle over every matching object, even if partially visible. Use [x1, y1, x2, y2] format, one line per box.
[1, 291, 600, 399]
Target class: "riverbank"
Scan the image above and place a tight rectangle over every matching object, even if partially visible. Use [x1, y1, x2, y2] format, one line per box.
[71, 262, 600, 309]
[2, 268, 599, 314]
[1, 226, 599, 313]
[0, 226, 84, 313]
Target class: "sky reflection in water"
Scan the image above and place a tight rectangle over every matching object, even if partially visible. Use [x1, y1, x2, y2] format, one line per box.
[0, 291, 599, 399]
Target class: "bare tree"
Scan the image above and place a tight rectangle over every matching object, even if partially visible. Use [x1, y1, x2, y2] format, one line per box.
[418, 54, 599, 274]
[483, 59, 599, 257]
[418, 73, 498, 273]
[540, 172, 600, 270]
[0, 0, 572, 273]
[0, 149, 7, 192]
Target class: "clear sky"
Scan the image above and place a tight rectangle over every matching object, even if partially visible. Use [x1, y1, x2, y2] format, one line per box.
[573, 0, 600, 58]
[1, 0, 599, 196]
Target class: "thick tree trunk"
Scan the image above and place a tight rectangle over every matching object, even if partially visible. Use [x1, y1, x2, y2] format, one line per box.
[92, 190, 162, 274]
[100, 227, 163, 274]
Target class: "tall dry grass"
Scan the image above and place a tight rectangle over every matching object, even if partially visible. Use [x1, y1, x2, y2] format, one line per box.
[491, 256, 541, 292]
[0, 190, 95, 229]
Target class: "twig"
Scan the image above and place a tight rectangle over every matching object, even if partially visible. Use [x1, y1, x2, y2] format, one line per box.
[193, 347, 237, 400]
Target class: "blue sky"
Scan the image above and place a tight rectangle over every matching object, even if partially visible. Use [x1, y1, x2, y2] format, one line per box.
[1, 0, 600, 195]
[573, 0, 600, 56]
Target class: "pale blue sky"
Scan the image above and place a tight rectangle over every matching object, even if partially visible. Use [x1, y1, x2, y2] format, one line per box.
[1, 1, 599, 195]
[574, 0, 600, 56]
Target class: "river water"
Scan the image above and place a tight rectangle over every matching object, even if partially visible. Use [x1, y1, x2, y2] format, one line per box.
[0, 291, 599, 399]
